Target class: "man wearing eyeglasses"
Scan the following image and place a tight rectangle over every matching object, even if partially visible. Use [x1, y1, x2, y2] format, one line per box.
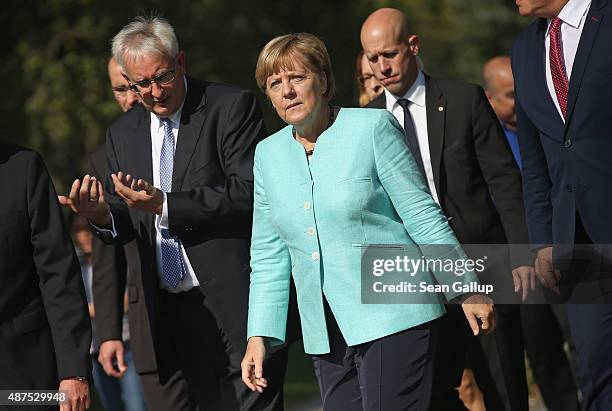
[60, 15, 291, 411]
[86, 57, 195, 411]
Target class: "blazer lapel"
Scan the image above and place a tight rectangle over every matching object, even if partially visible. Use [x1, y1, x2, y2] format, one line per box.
[172, 77, 207, 191]
[424, 76, 446, 194]
[126, 107, 155, 236]
[565, 0, 605, 131]
[129, 108, 154, 186]
[521, 19, 566, 141]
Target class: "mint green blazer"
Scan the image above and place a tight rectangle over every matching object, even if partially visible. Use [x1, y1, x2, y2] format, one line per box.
[247, 108, 477, 354]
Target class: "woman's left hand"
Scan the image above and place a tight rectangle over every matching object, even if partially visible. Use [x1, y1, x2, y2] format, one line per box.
[461, 295, 495, 336]
[241, 336, 268, 393]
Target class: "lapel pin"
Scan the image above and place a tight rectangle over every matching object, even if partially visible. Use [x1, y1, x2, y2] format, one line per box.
[438, 106, 444, 112]
[591, 15, 600, 22]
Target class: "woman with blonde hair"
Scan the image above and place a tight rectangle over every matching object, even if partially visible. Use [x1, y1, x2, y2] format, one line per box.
[241, 32, 494, 410]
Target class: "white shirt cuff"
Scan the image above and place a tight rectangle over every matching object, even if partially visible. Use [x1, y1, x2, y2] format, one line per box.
[90, 212, 118, 238]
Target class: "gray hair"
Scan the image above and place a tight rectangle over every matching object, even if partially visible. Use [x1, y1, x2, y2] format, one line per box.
[111, 16, 179, 70]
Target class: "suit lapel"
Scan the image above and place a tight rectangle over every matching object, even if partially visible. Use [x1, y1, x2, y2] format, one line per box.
[520, 19, 566, 141]
[424, 76, 446, 194]
[130, 108, 154, 186]
[565, 0, 605, 131]
[126, 107, 155, 235]
[172, 77, 207, 191]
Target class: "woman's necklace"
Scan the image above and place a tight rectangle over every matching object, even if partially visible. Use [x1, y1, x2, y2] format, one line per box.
[292, 105, 336, 157]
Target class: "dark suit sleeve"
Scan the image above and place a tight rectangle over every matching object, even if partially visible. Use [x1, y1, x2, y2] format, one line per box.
[167, 89, 265, 233]
[90, 128, 136, 245]
[88, 149, 127, 345]
[27, 152, 92, 380]
[514, 92, 553, 247]
[470, 86, 533, 267]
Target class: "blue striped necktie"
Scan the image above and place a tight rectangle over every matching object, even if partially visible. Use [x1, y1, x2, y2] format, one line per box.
[159, 117, 186, 288]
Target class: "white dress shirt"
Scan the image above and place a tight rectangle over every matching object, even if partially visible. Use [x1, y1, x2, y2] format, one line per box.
[384, 70, 440, 205]
[150, 102, 200, 293]
[102, 77, 199, 292]
[545, 0, 591, 120]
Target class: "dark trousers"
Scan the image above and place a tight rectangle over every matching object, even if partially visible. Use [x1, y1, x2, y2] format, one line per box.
[561, 214, 612, 410]
[521, 304, 580, 411]
[435, 305, 529, 411]
[311, 303, 438, 411]
[139, 369, 197, 411]
[156, 289, 288, 411]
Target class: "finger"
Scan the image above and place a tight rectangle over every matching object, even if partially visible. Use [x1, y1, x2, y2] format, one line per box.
[90, 178, 98, 201]
[58, 195, 73, 207]
[520, 272, 529, 301]
[466, 312, 480, 336]
[71, 394, 79, 411]
[512, 270, 520, 293]
[85, 389, 91, 409]
[97, 180, 106, 204]
[68, 179, 82, 207]
[116, 347, 128, 376]
[530, 269, 536, 291]
[125, 174, 135, 190]
[241, 361, 256, 391]
[254, 355, 264, 380]
[99, 351, 120, 378]
[79, 175, 91, 204]
[60, 399, 70, 411]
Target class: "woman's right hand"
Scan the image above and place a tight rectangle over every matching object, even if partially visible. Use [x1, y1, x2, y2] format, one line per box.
[241, 336, 268, 393]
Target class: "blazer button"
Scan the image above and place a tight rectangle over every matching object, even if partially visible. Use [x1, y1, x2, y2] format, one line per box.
[563, 139, 572, 148]
[307, 227, 316, 236]
[311, 251, 320, 261]
[304, 202, 312, 210]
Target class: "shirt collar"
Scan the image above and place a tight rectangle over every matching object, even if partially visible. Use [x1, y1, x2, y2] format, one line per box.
[384, 70, 426, 111]
[151, 75, 188, 129]
[547, 0, 591, 35]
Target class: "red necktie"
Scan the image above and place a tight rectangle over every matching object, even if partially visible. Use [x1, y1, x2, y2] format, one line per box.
[549, 17, 569, 119]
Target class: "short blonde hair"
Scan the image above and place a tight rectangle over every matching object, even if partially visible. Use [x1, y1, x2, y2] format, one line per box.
[255, 33, 335, 100]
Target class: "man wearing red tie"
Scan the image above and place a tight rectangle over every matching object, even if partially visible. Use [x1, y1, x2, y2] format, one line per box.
[512, 0, 612, 408]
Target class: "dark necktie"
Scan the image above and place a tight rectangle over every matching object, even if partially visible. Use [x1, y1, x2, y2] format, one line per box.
[549, 17, 569, 119]
[396, 98, 427, 180]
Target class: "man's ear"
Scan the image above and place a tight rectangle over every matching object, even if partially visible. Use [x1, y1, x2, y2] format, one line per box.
[407, 34, 420, 56]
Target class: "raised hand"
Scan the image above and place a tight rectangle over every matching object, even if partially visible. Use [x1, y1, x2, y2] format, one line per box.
[58, 175, 111, 226]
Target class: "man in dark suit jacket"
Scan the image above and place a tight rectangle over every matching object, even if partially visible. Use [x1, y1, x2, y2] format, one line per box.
[0, 144, 91, 410]
[361, 8, 535, 410]
[60, 16, 289, 411]
[88, 57, 193, 411]
[512, 0, 612, 407]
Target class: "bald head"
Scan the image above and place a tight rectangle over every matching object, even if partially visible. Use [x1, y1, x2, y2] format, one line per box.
[482, 56, 516, 130]
[108, 57, 138, 112]
[361, 8, 412, 46]
[360, 8, 419, 96]
[483, 56, 512, 92]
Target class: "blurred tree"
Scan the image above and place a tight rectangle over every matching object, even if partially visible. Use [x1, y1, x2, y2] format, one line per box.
[2, 0, 529, 192]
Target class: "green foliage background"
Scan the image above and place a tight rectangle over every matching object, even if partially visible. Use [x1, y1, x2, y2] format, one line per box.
[3, 0, 529, 192]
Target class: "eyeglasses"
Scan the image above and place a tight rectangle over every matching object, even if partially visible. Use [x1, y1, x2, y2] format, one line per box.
[128, 69, 175, 93]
